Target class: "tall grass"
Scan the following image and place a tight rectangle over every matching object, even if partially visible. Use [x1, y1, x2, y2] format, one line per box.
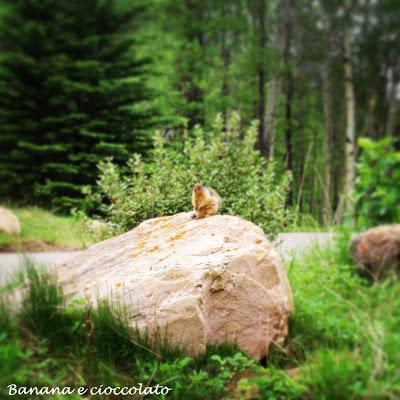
[0, 298, 16, 341]
[1, 265, 247, 399]
[274, 232, 400, 399]
[20, 267, 71, 341]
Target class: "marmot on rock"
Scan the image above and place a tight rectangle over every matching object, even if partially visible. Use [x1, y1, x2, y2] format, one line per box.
[191, 183, 221, 219]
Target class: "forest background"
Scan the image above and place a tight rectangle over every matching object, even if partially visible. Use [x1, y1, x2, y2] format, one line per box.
[0, 0, 399, 230]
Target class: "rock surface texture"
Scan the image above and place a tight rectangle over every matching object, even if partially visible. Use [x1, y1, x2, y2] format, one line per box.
[351, 224, 400, 280]
[57, 212, 294, 358]
[0, 207, 21, 235]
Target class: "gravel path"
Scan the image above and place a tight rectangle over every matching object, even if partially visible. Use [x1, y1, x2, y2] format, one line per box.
[0, 252, 80, 283]
[0, 232, 336, 283]
[276, 232, 336, 259]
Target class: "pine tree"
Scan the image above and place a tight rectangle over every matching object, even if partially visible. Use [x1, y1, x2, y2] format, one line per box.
[0, 0, 154, 209]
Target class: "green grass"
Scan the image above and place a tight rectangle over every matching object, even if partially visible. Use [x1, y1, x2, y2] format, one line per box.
[281, 212, 342, 233]
[272, 231, 400, 399]
[0, 232, 399, 399]
[0, 206, 104, 250]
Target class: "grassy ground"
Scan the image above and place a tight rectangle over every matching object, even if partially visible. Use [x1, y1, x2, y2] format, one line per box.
[281, 213, 339, 233]
[0, 207, 104, 251]
[0, 233, 399, 399]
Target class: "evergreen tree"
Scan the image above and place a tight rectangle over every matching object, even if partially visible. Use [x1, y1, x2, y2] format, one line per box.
[0, 0, 154, 209]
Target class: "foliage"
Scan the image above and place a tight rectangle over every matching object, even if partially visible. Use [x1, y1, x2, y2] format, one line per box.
[87, 113, 294, 239]
[138, 0, 400, 223]
[0, 0, 155, 210]
[0, 0, 398, 222]
[276, 232, 400, 399]
[236, 367, 305, 400]
[353, 137, 400, 228]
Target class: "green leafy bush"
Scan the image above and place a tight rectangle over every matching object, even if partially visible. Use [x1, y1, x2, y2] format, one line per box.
[87, 114, 294, 239]
[354, 137, 400, 228]
[237, 367, 305, 400]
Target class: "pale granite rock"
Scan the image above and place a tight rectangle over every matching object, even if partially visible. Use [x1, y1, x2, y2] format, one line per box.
[0, 206, 21, 235]
[56, 212, 294, 358]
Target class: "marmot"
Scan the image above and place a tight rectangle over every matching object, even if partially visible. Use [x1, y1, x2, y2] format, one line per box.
[191, 183, 221, 219]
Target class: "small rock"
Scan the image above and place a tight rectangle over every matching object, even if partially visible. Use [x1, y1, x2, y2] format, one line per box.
[351, 224, 400, 280]
[85, 219, 111, 235]
[0, 207, 21, 235]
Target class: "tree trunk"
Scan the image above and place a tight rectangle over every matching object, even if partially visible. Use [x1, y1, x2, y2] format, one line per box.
[361, 95, 376, 138]
[180, 0, 206, 128]
[321, 20, 333, 225]
[335, 4, 356, 223]
[386, 57, 400, 137]
[265, 78, 282, 160]
[283, 2, 293, 176]
[256, 0, 268, 156]
[284, 71, 294, 174]
[220, 28, 231, 128]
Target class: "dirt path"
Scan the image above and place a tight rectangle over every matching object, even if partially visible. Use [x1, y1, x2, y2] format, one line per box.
[0, 232, 336, 283]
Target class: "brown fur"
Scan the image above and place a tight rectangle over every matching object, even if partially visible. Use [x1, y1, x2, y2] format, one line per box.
[351, 224, 400, 280]
[191, 183, 221, 219]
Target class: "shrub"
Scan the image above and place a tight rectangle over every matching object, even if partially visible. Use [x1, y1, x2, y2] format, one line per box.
[87, 113, 294, 239]
[354, 137, 400, 228]
[237, 367, 305, 400]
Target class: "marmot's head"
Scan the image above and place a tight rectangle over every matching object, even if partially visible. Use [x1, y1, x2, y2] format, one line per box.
[193, 183, 205, 193]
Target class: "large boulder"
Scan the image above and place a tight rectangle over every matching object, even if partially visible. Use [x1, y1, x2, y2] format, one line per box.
[57, 212, 294, 358]
[0, 207, 21, 235]
[351, 224, 400, 280]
